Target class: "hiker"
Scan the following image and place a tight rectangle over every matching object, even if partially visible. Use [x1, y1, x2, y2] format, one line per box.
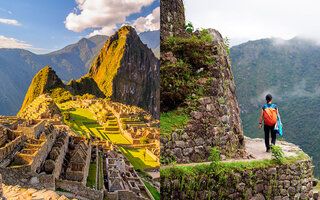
[259, 94, 280, 152]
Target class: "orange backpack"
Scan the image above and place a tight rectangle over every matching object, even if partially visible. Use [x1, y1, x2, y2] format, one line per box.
[263, 104, 277, 126]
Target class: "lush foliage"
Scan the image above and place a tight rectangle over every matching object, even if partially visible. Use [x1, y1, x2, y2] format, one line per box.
[185, 22, 194, 34]
[230, 37, 320, 177]
[161, 33, 215, 111]
[50, 87, 72, 103]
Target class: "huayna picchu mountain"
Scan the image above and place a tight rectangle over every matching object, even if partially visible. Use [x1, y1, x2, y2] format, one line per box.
[0, 30, 159, 116]
[19, 26, 159, 119]
[86, 26, 160, 118]
[18, 66, 64, 115]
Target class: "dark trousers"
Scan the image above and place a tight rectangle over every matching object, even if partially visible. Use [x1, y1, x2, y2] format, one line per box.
[264, 124, 276, 150]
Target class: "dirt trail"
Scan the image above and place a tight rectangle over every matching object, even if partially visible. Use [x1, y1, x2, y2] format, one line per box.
[161, 137, 304, 169]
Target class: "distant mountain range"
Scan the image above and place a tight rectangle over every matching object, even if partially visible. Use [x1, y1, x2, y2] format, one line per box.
[230, 37, 320, 177]
[0, 30, 159, 115]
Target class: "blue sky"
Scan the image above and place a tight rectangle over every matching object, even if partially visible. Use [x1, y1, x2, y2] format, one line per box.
[0, 0, 159, 54]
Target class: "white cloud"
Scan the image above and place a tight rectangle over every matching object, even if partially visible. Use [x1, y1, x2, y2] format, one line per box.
[133, 7, 160, 33]
[0, 35, 46, 53]
[0, 18, 20, 26]
[0, 35, 32, 49]
[65, 0, 154, 36]
[184, 0, 320, 46]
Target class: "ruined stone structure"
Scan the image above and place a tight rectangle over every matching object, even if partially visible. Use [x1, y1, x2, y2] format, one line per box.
[0, 114, 154, 200]
[18, 94, 61, 120]
[160, 0, 186, 40]
[104, 147, 153, 200]
[69, 99, 160, 164]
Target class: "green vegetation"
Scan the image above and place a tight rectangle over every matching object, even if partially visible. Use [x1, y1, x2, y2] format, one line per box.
[49, 87, 72, 103]
[119, 147, 159, 170]
[160, 110, 190, 137]
[161, 152, 309, 199]
[142, 180, 160, 200]
[89, 26, 131, 97]
[161, 30, 216, 112]
[97, 154, 103, 190]
[270, 145, 285, 164]
[224, 37, 230, 55]
[18, 66, 64, 115]
[86, 163, 97, 189]
[104, 133, 130, 144]
[230, 38, 320, 177]
[161, 151, 308, 178]
[208, 147, 221, 166]
[185, 22, 194, 34]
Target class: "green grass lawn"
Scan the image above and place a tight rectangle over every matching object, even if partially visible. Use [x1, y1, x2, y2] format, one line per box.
[104, 133, 130, 144]
[85, 123, 107, 140]
[119, 147, 159, 170]
[160, 110, 190, 137]
[98, 154, 103, 190]
[86, 163, 97, 189]
[142, 180, 160, 200]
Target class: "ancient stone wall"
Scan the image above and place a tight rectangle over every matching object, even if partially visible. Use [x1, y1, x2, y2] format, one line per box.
[50, 133, 69, 178]
[161, 158, 317, 199]
[160, 0, 186, 40]
[18, 120, 45, 139]
[29, 130, 57, 172]
[56, 179, 104, 200]
[0, 135, 24, 161]
[161, 30, 245, 164]
[0, 166, 55, 190]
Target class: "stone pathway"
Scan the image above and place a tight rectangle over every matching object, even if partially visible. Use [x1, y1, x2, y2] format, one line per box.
[162, 137, 305, 168]
[2, 185, 75, 200]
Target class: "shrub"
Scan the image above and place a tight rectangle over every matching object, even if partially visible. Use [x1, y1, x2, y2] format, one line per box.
[209, 147, 221, 166]
[271, 145, 285, 164]
[185, 22, 194, 33]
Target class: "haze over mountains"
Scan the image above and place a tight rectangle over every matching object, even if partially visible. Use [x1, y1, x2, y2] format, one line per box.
[0, 30, 159, 116]
[230, 37, 320, 176]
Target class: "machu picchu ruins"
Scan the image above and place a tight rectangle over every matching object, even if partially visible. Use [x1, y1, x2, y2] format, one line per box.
[0, 92, 159, 200]
[0, 25, 160, 200]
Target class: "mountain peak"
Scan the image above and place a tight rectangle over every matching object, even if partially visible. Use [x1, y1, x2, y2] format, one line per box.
[18, 66, 64, 115]
[87, 25, 160, 118]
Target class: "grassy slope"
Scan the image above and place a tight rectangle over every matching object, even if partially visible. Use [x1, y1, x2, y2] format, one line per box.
[86, 163, 97, 189]
[142, 180, 160, 200]
[119, 147, 159, 170]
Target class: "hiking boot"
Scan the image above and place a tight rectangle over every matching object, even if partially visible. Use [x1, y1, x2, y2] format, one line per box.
[266, 148, 271, 152]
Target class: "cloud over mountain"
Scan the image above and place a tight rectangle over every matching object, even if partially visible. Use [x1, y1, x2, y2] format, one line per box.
[65, 0, 155, 36]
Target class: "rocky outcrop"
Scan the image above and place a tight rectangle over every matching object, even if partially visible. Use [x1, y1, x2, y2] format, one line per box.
[18, 66, 64, 114]
[160, 0, 186, 40]
[88, 26, 160, 118]
[161, 27, 245, 163]
[66, 76, 105, 98]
